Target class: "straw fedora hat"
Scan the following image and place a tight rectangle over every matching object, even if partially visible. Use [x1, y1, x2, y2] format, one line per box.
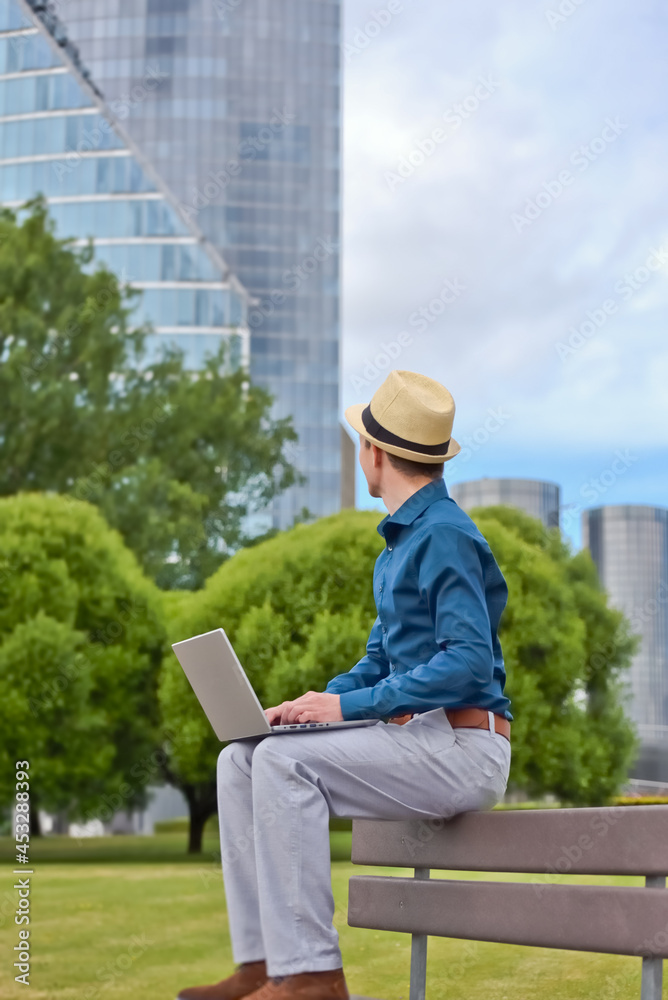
[345, 370, 460, 464]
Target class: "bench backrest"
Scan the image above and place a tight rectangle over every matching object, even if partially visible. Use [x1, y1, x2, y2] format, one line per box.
[348, 807, 668, 959]
[350, 806, 668, 875]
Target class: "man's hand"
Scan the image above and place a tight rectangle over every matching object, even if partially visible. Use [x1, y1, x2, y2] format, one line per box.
[264, 691, 343, 726]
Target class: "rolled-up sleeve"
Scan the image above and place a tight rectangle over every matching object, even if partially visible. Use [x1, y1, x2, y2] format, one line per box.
[337, 527, 495, 720]
[325, 614, 390, 696]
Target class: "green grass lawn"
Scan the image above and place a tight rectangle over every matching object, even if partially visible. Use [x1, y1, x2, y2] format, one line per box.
[0, 835, 649, 1000]
[0, 830, 354, 865]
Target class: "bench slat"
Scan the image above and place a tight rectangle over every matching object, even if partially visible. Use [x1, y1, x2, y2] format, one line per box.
[350, 807, 668, 875]
[348, 875, 668, 957]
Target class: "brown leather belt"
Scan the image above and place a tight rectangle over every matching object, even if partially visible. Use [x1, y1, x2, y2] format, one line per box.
[388, 707, 511, 742]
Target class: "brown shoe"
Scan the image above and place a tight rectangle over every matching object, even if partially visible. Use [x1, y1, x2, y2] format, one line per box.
[177, 960, 268, 1000]
[242, 968, 349, 1000]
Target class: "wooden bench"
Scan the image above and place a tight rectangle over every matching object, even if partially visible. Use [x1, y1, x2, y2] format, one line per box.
[348, 805, 668, 1000]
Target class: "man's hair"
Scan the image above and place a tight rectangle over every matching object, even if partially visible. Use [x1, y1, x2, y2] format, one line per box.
[363, 437, 444, 480]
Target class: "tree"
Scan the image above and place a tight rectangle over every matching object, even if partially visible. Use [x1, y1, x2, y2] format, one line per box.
[0, 494, 167, 831]
[470, 505, 640, 804]
[160, 505, 639, 851]
[159, 509, 383, 851]
[0, 195, 304, 589]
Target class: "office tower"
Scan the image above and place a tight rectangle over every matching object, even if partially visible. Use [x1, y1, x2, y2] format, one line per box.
[582, 505, 668, 783]
[9, 0, 345, 530]
[449, 477, 561, 530]
[0, 0, 251, 374]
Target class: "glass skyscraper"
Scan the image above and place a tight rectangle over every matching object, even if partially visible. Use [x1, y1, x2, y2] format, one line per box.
[0, 0, 250, 375]
[582, 504, 668, 783]
[449, 477, 561, 530]
[4, 0, 345, 530]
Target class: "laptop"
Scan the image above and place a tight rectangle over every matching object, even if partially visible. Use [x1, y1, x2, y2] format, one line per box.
[171, 628, 380, 741]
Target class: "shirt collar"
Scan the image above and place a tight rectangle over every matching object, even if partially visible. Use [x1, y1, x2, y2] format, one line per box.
[376, 478, 449, 537]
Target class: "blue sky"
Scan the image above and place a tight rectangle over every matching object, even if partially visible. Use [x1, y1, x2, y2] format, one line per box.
[339, 0, 668, 551]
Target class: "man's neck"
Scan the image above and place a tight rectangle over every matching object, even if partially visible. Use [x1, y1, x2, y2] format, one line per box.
[382, 476, 436, 516]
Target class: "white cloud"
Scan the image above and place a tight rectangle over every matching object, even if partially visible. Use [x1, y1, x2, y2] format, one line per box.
[341, 0, 668, 498]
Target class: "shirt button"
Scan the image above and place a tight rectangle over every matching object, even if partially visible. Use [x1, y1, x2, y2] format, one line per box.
[382, 626, 387, 633]
[388, 544, 393, 551]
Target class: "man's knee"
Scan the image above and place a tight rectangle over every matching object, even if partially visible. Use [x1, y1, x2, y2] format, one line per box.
[252, 733, 304, 761]
[217, 740, 252, 776]
[250, 734, 321, 783]
[248, 735, 297, 776]
[249, 736, 277, 762]
[217, 743, 235, 767]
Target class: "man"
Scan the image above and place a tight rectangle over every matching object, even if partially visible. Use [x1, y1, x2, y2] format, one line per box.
[178, 369, 512, 1000]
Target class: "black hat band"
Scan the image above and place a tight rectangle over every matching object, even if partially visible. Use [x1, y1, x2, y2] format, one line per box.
[361, 405, 450, 456]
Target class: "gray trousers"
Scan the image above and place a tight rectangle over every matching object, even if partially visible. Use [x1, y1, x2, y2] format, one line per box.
[216, 707, 511, 977]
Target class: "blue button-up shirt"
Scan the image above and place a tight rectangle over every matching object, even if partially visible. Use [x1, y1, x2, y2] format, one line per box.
[325, 478, 512, 721]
